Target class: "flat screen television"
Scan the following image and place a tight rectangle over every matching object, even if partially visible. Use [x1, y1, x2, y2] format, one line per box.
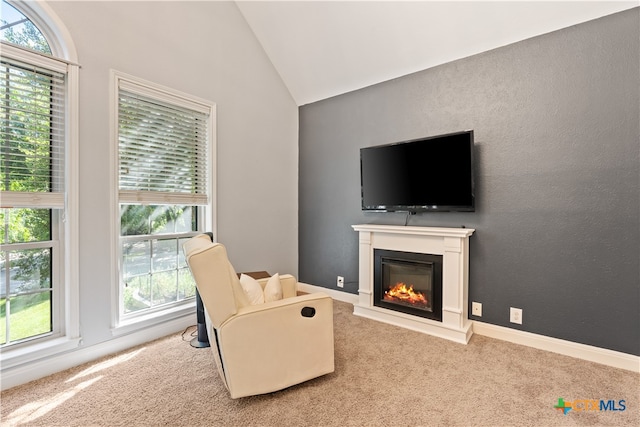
[360, 130, 475, 213]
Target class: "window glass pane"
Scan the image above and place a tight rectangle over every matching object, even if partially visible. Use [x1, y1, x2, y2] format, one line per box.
[176, 206, 196, 233]
[120, 205, 151, 236]
[120, 205, 196, 236]
[177, 236, 196, 300]
[123, 275, 150, 314]
[150, 205, 196, 235]
[9, 291, 51, 341]
[0, 1, 51, 54]
[178, 268, 196, 300]
[1, 208, 51, 244]
[122, 240, 150, 281]
[151, 270, 177, 306]
[10, 248, 51, 292]
[152, 239, 177, 272]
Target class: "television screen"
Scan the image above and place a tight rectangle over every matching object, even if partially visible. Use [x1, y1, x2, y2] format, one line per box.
[360, 130, 475, 212]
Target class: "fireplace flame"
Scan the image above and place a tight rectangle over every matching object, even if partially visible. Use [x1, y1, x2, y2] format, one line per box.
[383, 282, 428, 306]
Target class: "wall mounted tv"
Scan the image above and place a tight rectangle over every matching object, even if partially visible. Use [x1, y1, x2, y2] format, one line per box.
[360, 130, 475, 213]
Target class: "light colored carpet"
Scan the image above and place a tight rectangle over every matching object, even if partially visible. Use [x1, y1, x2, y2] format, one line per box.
[1, 300, 638, 426]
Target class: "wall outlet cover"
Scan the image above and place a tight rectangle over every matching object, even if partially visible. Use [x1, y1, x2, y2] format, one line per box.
[472, 302, 482, 317]
[510, 307, 523, 324]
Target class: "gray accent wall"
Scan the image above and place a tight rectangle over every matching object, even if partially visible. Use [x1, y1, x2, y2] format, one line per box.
[299, 8, 639, 355]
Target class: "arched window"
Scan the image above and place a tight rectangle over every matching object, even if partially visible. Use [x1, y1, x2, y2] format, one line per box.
[1, 1, 51, 53]
[0, 0, 79, 363]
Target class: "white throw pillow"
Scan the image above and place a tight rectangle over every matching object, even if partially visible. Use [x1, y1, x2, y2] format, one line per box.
[263, 273, 283, 303]
[239, 274, 264, 305]
[239, 273, 283, 305]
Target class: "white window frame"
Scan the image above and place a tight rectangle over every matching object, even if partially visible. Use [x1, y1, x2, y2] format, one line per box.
[0, 0, 80, 369]
[110, 70, 216, 332]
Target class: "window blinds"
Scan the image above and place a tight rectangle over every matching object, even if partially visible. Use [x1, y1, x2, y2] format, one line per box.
[0, 56, 66, 208]
[118, 85, 209, 206]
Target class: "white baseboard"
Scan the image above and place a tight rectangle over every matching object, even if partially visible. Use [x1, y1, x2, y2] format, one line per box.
[1, 315, 195, 391]
[298, 282, 359, 305]
[472, 321, 639, 373]
[302, 282, 640, 373]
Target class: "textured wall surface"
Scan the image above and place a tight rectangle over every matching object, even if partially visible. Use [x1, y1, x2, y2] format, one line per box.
[299, 9, 639, 355]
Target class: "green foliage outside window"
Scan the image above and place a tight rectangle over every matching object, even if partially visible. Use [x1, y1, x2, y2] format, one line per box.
[120, 206, 197, 314]
[1, 4, 51, 54]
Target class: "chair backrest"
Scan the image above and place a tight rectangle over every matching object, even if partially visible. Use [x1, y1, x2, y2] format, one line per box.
[183, 235, 246, 328]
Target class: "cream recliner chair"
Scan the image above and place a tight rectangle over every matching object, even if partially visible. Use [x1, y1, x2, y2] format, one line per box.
[183, 234, 335, 399]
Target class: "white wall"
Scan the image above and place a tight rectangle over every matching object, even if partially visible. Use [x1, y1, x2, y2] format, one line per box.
[44, 0, 298, 347]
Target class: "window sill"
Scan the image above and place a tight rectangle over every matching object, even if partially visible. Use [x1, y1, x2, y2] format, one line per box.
[111, 302, 195, 337]
[0, 336, 82, 370]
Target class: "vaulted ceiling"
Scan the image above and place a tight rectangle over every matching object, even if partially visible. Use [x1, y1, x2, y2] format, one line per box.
[236, 1, 638, 106]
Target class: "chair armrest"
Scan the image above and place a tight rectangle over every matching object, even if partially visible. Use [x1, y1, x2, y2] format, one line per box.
[229, 291, 328, 317]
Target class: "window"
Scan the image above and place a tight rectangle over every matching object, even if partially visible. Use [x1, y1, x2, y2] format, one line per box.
[113, 71, 214, 324]
[0, 1, 50, 54]
[0, 0, 79, 357]
[0, 54, 63, 346]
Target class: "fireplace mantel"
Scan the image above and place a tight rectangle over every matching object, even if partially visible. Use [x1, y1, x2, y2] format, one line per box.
[352, 224, 475, 344]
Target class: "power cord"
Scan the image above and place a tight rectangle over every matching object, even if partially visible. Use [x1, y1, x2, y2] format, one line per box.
[181, 325, 197, 342]
[404, 211, 416, 226]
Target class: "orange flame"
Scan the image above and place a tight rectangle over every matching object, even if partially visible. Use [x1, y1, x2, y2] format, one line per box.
[383, 282, 428, 307]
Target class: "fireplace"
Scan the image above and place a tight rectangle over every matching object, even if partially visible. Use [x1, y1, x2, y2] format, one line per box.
[352, 224, 475, 344]
[374, 249, 442, 322]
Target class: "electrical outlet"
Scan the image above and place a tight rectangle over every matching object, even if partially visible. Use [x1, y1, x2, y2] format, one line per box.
[510, 307, 523, 324]
[472, 302, 482, 317]
[337, 276, 344, 288]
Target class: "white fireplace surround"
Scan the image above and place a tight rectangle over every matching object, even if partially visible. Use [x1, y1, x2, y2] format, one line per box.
[352, 224, 475, 344]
